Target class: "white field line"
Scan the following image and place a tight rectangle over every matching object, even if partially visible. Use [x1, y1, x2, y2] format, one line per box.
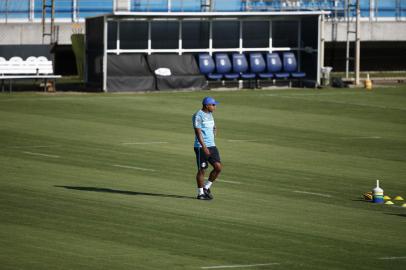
[264, 93, 356, 97]
[217, 179, 242, 185]
[379, 256, 406, 260]
[340, 136, 381, 140]
[293, 190, 332, 198]
[22, 151, 60, 158]
[10, 145, 60, 149]
[264, 94, 406, 111]
[227, 139, 258, 142]
[121, 141, 168, 145]
[322, 100, 406, 111]
[227, 139, 272, 143]
[201, 263, 280, 269]
[112, 164, 156, 172]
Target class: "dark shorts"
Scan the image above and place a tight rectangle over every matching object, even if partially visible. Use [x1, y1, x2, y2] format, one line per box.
[194, 146, 221, 170]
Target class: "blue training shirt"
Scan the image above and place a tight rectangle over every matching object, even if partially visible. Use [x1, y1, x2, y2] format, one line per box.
[192, 110, 216, 148]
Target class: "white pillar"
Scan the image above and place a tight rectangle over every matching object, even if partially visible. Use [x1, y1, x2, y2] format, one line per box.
[103, 16, 108, 92]
[370, 0, 375, 20]
[298, 19, 302, 71]
[73, 0, 77, 22]
[209, 19, 213, 55]
[269, 20, 273, 53]
[115, 0, 131, 12]
[320, 15, 325, 69]
[116, 20, 120, 55]
[179, 20, 182, 55]
[317, 15, 322, 86]
[355, 0, 361, 85]
[239, 20, 243, 54]
[148, 20, 152, 55]
[29, 0, 35, 21]
[201, 0, 212, 12]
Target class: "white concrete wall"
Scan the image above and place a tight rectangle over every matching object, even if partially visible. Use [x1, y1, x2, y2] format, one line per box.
[115, 0, 130, 11]
[0, 23, 82, 45]
[325, 21, 406, 42]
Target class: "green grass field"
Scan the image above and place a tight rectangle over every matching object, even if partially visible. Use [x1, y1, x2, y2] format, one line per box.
[1, 86, 405, 270]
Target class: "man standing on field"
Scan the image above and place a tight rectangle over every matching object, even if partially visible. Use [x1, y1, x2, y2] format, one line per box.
[192, 96, 222, 200]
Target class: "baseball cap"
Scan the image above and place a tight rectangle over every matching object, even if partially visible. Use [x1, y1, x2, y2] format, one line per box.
[202, 96, 219, 105]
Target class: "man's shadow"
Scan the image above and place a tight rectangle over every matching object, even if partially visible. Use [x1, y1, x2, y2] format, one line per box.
[55, 185, 195, 200]
[385, 213, 406, 218]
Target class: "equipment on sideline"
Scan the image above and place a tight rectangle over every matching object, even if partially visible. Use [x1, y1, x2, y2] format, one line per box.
[363, 192, 373, 201]
[372, 180, 384, 203]
[364, 73, 372, 90]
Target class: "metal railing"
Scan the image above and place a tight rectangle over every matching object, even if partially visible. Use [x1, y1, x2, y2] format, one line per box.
[1, 0, 405, 22]
[0, 0, 113, 21]
[241, 1, 406, 18]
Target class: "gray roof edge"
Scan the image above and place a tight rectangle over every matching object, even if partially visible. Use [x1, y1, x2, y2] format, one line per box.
[110, 11, 330, 18]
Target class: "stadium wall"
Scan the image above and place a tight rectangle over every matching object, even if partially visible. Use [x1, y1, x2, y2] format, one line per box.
[1, 1, 406, 74]
[2, 20, 405, 74]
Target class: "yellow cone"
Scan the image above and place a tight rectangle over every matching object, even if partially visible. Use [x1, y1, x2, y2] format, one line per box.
[385, 201, 394, 205]
[401, 203, 406, 208]
[384, 195, 391, 200]
[363, 192, 373, 201]
[364, 74, 373, 90]
[394, 196, 404, 201]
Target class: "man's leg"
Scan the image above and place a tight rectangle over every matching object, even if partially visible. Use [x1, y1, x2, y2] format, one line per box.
[206, 147, 222, 185]
[204, 162, 222, 199]
[196, 168, 205, 189]
[208, 162, 222, 182]
[196, 169, 211, 200]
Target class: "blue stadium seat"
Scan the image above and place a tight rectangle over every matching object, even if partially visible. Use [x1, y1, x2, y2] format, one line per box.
[283, 52, 306, 78]
[249, 53, 273, 79]
[266, 53, 289, 79]
[198, 54, 222, 80]
[214, 54, 239, 80]
[232, 54, 256, 79]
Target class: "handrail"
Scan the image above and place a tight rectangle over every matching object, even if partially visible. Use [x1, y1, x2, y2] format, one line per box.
[0, 0, 405, 21]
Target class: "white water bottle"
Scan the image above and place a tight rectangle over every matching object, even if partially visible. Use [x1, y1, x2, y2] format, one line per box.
[372, 180, 384, 203]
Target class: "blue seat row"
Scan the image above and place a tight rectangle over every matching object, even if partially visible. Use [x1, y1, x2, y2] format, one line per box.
[198, 52, 306, 81]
